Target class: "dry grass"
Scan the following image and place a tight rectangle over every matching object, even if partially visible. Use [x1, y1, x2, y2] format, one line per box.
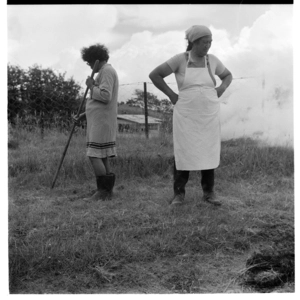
[8, 128, 294, 293]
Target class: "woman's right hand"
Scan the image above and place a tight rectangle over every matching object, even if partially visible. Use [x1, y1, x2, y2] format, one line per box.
[85, 76, 95, 89]
[169, 92, 179, 105]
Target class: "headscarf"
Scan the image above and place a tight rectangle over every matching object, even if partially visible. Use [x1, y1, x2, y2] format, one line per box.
[185, 25, 212, 43]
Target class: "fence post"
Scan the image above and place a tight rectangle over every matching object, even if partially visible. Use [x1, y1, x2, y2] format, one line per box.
[144, 82, 149, 139]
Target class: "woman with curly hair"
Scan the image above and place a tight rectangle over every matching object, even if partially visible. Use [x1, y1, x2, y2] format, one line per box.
[75, 43, 119, 201]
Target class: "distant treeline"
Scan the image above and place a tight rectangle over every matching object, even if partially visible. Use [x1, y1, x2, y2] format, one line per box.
[8, 64, 83, 130]
[7, 64, 173, 131]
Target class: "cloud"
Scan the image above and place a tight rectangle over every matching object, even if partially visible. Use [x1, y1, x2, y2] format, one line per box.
[7, 39, 21, 64]
[217, 5, 293, 145]
[51, 47, 81, 78]
[114, 4, 272, 38]
[7, 5, 119, 68]
[111, 30, 186, 84]
[116, 5, 193, 29]
[248, 6, 292, 51]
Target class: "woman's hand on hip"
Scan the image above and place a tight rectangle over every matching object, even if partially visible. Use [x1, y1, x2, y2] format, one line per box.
[215, 86, 226, 98]
[169, 92, 179, 105]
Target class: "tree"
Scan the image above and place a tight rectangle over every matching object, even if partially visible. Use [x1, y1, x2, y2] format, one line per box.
[7, 65, 26, 124]
[127, 89, 173, 113]
[7, 64, 82, 130]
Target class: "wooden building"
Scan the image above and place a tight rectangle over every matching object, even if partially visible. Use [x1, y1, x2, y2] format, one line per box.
[117, 114, 162, 133]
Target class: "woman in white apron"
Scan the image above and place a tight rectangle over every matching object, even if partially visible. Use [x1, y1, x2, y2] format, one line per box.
[149, 25, 232, 207]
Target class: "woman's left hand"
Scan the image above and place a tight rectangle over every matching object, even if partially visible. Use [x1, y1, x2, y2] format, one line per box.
[86, 76, 95, 89]
[215, 86, 226, 98]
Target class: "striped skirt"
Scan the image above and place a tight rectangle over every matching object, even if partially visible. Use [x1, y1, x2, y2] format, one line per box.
[86, 141, 117, 158]
[85, 103, 117, 159]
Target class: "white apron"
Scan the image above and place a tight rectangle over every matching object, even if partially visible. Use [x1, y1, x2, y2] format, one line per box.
[173, 54, 221, 170]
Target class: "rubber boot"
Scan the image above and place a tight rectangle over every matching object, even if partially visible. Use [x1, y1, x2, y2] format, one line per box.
[201, 169, 221, 206]
[169, 161, 189, 206]
[89, 173, 115, 201]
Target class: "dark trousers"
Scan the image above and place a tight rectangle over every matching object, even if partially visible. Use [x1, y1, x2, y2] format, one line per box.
[173, 161, 214, 196]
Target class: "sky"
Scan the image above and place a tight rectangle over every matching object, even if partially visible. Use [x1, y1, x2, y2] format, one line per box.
[6, 4, 295, 146]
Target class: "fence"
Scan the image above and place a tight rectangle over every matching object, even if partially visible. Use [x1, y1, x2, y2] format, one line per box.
[7, 68, 265, 140]
[7, 77, 179, 138]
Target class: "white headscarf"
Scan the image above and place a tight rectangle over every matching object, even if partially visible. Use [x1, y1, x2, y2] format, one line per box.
[185, 25, 212, 43]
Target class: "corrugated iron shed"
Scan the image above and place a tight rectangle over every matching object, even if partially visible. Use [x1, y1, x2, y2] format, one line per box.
[117, 114, 162, 124]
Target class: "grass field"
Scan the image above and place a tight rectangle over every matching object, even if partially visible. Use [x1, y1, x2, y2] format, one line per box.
[8, 127, 294, 294]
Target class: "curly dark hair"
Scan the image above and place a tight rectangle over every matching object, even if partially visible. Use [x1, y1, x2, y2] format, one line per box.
[81, 43, 110, 65]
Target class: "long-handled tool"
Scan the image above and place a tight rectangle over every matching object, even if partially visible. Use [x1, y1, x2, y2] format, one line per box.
[51, 60, 100, 189]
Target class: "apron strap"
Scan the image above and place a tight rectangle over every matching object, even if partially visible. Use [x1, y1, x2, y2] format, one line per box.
[206, 55, 217, 86]
[185, 52, 217, 87]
